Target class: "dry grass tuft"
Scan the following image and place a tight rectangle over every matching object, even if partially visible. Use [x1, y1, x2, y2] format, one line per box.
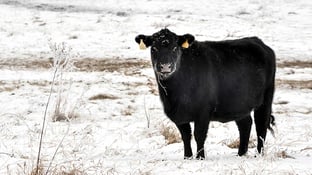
[160, 122, 181, 144]
[51, 168, 84, 175]
[121, 105, 135, 116]
[52, 112, 68, 122]
[275, 150, 295, 159]
[52, 111, 80, 122]
[29, 164, 85, 175]
[226, 138, 256, 149]
[0, 81, 20, 92]
[147, 79, 158, 95]
[88, 94, 119, 100]
[30, 164, 44, 175]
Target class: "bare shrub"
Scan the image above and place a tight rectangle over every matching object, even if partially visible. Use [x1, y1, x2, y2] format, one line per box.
[35, 42, 85, 175]
[159, 121, 181, 144]
[48, 42, 86, 122]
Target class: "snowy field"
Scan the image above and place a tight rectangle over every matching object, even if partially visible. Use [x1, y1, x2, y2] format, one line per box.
[0, 0, 312, 174]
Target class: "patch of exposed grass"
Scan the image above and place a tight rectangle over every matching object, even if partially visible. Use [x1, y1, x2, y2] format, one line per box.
[121, 105, 135, 116]
[30, 164, 44, 175]
[275, 150, 295, 159]
[24, 163, 85, 175]
[278, 60, 312, 68]
[0, 58, 150, 73]
[276, 79, 312, 89]
[73, 58, 150, 73]
[88, 94, 119, 100]
[0, 85, 17, 92]
[226, 138, 256, 149]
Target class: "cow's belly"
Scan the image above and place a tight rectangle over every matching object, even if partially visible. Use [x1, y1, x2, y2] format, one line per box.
[215, 78, 264, 121]
[213, 96, 256, 120]
[211, 110, 252, 123]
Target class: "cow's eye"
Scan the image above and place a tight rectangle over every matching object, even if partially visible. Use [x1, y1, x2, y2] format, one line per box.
[151, 47, 158, 53]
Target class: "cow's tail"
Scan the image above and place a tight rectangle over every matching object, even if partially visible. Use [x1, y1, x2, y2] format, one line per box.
[268, 115, 276, 138]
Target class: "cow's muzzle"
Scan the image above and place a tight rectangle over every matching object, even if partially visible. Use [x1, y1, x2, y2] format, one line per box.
[157, 63, 175, 80]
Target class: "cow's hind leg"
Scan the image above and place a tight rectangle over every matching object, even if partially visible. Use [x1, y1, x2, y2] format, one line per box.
[254, 86, 274, 154]
[235, 115, 252, 156]
[177, 123, 193, 159]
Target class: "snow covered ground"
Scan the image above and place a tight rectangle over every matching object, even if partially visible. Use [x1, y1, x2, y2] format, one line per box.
[0, 0, 312, 174]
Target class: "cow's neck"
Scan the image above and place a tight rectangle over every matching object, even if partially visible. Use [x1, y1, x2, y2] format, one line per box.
[156, 71, 187, 97]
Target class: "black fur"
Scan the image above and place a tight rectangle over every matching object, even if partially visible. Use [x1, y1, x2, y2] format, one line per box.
[135, 29, 276, 159]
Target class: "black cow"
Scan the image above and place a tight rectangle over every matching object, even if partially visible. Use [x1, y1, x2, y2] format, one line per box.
[135, 29, 276, 159]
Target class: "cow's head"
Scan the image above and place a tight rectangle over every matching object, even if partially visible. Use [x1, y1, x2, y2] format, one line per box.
[135, 29, 194, 80]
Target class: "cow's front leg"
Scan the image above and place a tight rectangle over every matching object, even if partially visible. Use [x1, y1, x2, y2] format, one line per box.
[194, 120, 209, 160]
[177, 123, 193, 159]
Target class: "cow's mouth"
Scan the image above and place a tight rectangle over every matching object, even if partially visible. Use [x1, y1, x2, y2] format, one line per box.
[158, 72, 171, 80]
[157, 68, 176, 80]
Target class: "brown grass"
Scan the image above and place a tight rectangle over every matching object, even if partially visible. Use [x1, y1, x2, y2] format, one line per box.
[30, 164, 44, 175]
[160, 123, 181, 144]
[88, 94, 119, 100]
[30, 165, 84, 175]
[51, 169, 84, 175]
[52, 111, 81, 122]
[121, 105, 135, 116]
[147, 79, 158, 95]
[275, 150, 295, 159]
[73, 58, 150, 73]
[27, 80, 49, 87]
[0, 81, 20, 92]
[226, 138, 256, 149]
[0, 58, 150, 73]
[276, 79, 312, 89]
[1, 58, 311, 71]
[277, 60, 312, 68]
[122, 81, 146, 87]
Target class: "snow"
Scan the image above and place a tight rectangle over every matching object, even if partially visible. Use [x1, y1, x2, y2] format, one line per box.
[0, 0, 312, 174]
[1, 0, 312, 60]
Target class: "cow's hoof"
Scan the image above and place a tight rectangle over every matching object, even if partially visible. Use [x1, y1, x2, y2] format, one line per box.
[184, 156, 193, 160]
[238, 151, 247, 156]
[195, 156, 205, 160]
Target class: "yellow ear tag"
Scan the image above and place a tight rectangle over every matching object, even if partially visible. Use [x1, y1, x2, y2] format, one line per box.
[139, 39, 147, 50]
[182, 40, 189, 48]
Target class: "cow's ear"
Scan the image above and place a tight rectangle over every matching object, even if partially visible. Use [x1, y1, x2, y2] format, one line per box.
[178, 34, 195, 49]
[135, 35, 153, 50]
